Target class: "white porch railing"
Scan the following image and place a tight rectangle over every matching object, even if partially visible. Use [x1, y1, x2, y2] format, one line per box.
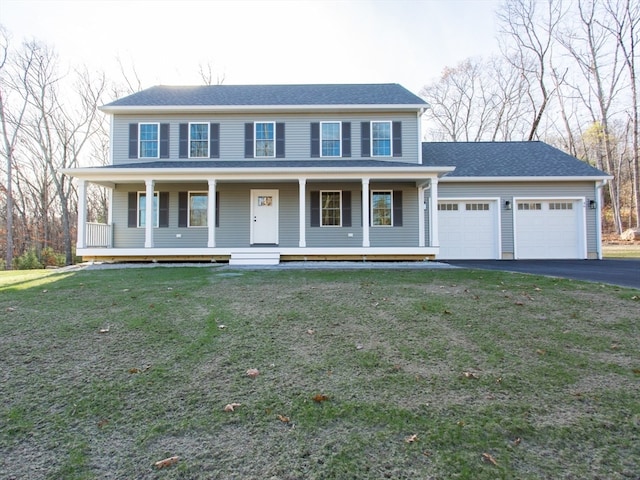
[86, 222, 112, 248]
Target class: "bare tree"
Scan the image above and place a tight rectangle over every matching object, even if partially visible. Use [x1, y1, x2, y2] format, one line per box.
[498, 0, 565, 141]
[198, 61, 225, 86]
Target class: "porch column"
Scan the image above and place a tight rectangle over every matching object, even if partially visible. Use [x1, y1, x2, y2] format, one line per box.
[76, 179, 87, 249]
[207, 179, 216, 248]
[418, 186, 425, 247]
[298, 178, 306, 247]
[429, 178, 439, 247]
[362, 178, 370, 247]
[144, 179, 154, 248]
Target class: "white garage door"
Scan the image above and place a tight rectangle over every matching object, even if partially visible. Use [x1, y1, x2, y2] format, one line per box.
[515, 200, 585, 259]
[438, 200, 500, 259]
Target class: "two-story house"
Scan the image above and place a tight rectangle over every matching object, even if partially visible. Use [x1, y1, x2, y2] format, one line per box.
[64, 83, 610, 264]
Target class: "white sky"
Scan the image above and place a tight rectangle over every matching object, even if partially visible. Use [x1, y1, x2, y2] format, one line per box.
[1, 0, 503, 96]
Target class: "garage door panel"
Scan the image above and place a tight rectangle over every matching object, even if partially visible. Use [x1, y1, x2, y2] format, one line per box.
[515, 200, 583, 259]
[438, 201, 499, 259]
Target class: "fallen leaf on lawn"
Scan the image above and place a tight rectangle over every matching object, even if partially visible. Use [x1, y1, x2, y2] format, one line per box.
[312, 394, 329, 403]
[42, 289, 48, 293]
[444, 309, 452, 314]
[277, 414, 290, 423]
[462, 371, 478, 379]
[218, 324, 226, 329]
[610, 343, 620, 350]
[632, 368, 640, 375]
[246, 368, 259, 378]
[495, 377, 502, 384]
[6, 307, 16, 312]
[99, 327, 110, 333]
[513, 437, 521, 446]
[97, 419, 109, 428]
[307, 329, 314, 334]
[481, 452, 498, 466]
[223, 403, 242, 412]
[514, 301, 525, 306]
[122, 288, 130, 292]
[536, 349, 546, 355]
[129, 368, 141, 374]
[154, 456, 179, 469]
[457, 420, 465, 427]
[167, 287, 173, 291]
[405, 434, 418, 443]
[356, 343, 364, 350]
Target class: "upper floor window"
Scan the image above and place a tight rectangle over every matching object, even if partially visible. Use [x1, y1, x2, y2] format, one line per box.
[321, 122, 341, 157]
[255, 122, 275, 157]
[139, 123, 159, 158]
[138, 192, 159, 227]
[371, 121, 391, 157]
[190, 123, 209, 158]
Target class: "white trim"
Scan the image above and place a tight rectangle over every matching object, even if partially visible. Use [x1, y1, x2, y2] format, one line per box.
[320, 121, 342, 158]
[595, 180, 607, 259]
[254, 121, 276, 158]
[144, 180, 155, 248]
[76, 180, 87, 249]
[429, 178, 439, 248]
[370, 190, 393, 227]
[207, 179, 216, 248]
[320, 190, 342, 227]
[100, 104, 427, 114]
[439, 175, 612, 182]
[187, 191, 208, 227]
[298, 178, 306, 247]
[188, 122, 210, 159]
[371, 120, 393, 158]
[418, 186, 425, 247]
[362, 178, 370, 247]
[139, 123, 160, 159]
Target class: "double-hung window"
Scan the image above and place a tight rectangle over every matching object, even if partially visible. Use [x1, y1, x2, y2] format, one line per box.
[371, 121, 391, 157]
[321, 191, 342, 226]
[188, 192, 208, 227]
[139, 123, 159, 158]
[189, 123, 209, 158]
[372, 191, 392, 226]
[321, 122, 341, 157]
[138, 192, 159, 227]
[255, 122, 275, 157]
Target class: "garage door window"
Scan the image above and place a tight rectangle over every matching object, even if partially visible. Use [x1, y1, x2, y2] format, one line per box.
[549, 202, 573, 210]
[466, 203, 489, 211]
[438, 203, 458, 211]
[518, 202, 542, 210]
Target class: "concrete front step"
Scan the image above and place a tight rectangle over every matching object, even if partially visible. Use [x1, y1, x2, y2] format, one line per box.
[229, 252, 281, 266]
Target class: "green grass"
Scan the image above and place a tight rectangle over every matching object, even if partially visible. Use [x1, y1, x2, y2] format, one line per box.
[1, 266, 638, 479]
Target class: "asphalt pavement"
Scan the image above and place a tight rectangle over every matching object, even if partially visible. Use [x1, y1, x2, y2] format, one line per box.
[444, 259, 640, 290]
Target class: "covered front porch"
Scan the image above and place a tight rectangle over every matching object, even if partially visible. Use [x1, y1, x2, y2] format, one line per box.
[69, 163, 453, 263]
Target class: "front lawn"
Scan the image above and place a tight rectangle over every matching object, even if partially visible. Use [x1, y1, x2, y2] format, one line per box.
[1, 266, 638, 479]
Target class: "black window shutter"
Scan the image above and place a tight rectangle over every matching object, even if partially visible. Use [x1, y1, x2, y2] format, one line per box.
[160, 124, 170, 158]
[393, 191, 403, 227]
[310, 191, 320, 227]
[159, 192, 169, 227]
[342, 190, 351, 227]
[178, 192, 188, 227]
[244, 123, 254, 158]
[310, 123, 320, 158]
[129, 124, 138, 159]
[276, 122, 285, 158]
[361, 122, 370, 157]
[210, 123, 220, 158]
[179, 123, 188, 158]
[215, 191, 220, 227]
[342, 122, 351, 157]
[128, 192, 137, 227]
[392, 121, 402, 157]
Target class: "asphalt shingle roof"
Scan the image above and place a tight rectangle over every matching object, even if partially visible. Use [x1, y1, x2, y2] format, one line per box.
[103, 84, 427, 108]
[422, 141, 608, 178]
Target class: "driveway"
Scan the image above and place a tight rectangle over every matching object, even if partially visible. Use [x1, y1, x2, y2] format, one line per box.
[445, 259, 640, 290]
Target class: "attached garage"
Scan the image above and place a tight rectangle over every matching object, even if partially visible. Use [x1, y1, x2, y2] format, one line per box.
[438, 199, 500, 259]
[514, 198, 586, 259]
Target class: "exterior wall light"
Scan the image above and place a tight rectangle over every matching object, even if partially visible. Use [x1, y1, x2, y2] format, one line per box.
[505, 200, 512, 210]
[589, 200, 597, 209]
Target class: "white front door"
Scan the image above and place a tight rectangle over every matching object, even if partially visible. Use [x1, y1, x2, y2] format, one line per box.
[250, 189, 279, 245]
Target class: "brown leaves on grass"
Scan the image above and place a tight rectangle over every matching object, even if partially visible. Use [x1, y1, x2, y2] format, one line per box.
[513, 437, 522, 446]
[312, 393, 329, 403]
[462, 371, 479, 379]
[405, 434, 418, 443]
[246, 368, 259, 378]
[223, 403, 241, 412]
[277, 414, 290, 423]
[154, 456, 179, 469]
[128, 365, 151, 374]
[481, 452, 498, 466]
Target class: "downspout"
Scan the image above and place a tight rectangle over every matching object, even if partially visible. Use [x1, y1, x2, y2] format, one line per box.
[595, 179, 608, 260]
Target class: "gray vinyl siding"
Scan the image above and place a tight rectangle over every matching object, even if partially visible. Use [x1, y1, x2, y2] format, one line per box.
[111, 112, 420, 165]
[438, 181, 600, 256]
[306, 182, 363, 248]
[369, 183, 419, 247]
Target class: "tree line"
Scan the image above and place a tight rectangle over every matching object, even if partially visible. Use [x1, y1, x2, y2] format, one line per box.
[1, 0, 638, 269]
[421, 0, 639, 235]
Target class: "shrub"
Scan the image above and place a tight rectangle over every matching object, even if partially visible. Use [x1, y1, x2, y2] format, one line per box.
[41, 247, 66, 267]
[14, 249, 44, 270]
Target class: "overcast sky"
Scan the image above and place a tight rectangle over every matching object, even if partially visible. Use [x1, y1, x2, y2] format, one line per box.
[2, 0, 503, 96]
